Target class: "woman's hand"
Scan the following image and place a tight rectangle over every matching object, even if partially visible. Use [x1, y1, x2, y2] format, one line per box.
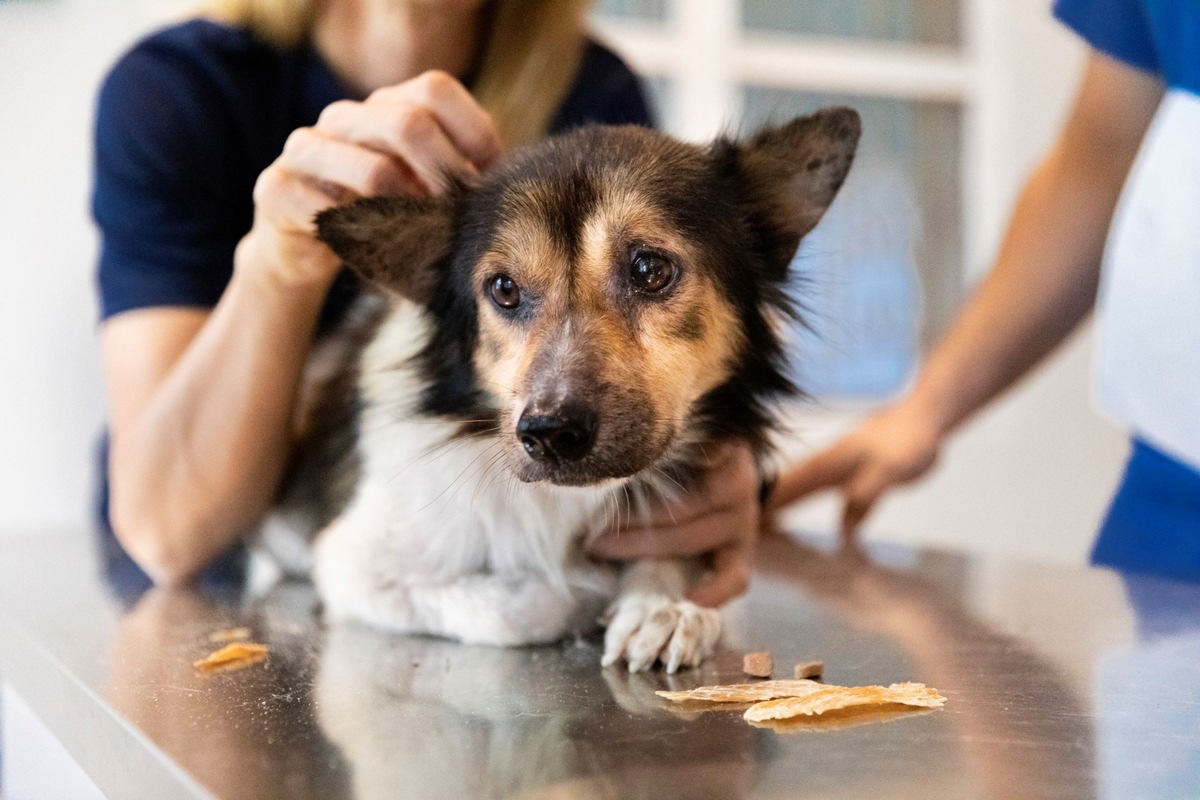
[586, 441, 761, 608]
[238, 69, 504, 290]
[768, 397, 943, 537]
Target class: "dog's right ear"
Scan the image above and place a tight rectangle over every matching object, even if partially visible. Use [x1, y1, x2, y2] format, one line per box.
[315, 195, 455, 306]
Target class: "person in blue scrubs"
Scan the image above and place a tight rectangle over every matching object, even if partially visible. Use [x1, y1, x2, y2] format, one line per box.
[769, 0, 1200, 581]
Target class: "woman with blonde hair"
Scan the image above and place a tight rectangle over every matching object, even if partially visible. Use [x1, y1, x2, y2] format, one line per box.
[96, 0, 763, 602]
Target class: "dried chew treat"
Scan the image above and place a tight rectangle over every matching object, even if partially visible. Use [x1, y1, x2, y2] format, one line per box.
[207, 627, 252, 644]
[657, 679, 823, 704]
[793, 660, 824, 680]
[193, 642, 269, 675]
[742, 651, 774, 678]
[743, 682, 945, 722]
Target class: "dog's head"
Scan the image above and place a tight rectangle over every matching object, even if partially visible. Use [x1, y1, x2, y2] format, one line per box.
[317, 109, 860, 487]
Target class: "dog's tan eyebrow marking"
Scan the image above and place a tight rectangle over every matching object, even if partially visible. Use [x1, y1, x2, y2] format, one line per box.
[505, 171, 598, 270]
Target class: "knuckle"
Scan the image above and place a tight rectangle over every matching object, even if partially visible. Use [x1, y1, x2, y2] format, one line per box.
[280, 125, 316, 160]
[252, 165, 284, 204]
[847, 482, 879, 508]
[360, 155, 398, 195]
[417, 69, 456, 100]
[282, 127, 312, 157]
[476, 108, 498, 137]
[316, 100, 353, 128]
[366, 85, 393, 104]
[358, 155, 393, 194]
[395, 105, 434, 141]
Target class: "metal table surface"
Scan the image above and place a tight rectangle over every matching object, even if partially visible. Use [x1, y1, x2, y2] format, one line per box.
[0, 529, 1198, 800]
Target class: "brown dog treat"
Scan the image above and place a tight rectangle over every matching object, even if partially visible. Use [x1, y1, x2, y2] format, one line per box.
[793, 660, 824, 680]
[742, 651, 773, 678]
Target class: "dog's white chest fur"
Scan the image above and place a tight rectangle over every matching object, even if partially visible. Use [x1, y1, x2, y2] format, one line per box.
[312, 303, 604, 637]
[302, 300, 720, 671]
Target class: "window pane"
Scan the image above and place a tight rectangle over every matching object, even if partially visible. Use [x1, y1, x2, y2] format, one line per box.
[740, 87, 963, 398]
[741, 0, 962, 48]
[641, 75, 677, 132]
[594, 0, 669, 24]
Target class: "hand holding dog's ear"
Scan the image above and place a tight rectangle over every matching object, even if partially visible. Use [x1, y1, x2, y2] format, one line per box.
[739, 108, 861, 274]
[237, 70, 500, 291]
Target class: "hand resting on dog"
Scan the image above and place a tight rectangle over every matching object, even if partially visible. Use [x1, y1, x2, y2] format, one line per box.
[587, 440, 761, 608]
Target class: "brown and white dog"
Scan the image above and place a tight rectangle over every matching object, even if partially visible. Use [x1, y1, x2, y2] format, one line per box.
[264, 109, 860, 673]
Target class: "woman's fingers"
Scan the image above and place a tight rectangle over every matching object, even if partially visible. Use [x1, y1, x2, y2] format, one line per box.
[315, 71, 504, 195]
[315, 99, 477, 194]
[601, 442, 757, 535]
[687, 540, 754, 608]
[767, 441, 860, 510]
[279, 127, 418, 198]
[590, 506, 746, 559]
[382, 102, 479, 193]
[369, 70, 504, 169]
[841, 467, 887, 536]
[252, 164, 342, 234]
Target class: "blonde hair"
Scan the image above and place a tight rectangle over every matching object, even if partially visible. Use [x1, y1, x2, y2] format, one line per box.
[205, 0, 591, 145]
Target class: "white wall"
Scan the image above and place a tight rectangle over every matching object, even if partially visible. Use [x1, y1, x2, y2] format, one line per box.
[0, 0, 189, 536]
[0, 0, 1129, 562]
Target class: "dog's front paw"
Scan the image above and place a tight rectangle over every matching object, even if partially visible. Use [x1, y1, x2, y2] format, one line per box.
[601, 596, 721, 674]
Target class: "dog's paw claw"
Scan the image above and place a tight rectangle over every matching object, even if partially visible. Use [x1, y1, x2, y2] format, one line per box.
[602, 596, 720, 672]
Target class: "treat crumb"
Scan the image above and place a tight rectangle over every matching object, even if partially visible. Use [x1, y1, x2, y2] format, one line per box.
[742, 651, 773, 678]
[793, 660, 824, 680]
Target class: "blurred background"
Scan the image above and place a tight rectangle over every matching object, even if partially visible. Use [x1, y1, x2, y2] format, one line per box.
[0, 0, 1127, 564]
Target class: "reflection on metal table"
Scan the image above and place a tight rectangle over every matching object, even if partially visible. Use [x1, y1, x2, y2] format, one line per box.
[1, 529, 1198, 799]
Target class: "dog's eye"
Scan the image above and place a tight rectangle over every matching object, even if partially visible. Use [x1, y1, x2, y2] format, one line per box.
[489, 275, 521, 309]
[630, 252, 676, 294]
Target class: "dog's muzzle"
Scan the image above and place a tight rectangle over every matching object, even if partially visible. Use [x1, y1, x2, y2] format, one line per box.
[517, 402, 598, 464]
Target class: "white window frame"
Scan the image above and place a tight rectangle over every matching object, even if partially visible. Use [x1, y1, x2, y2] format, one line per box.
[592, 0, 1007, 280]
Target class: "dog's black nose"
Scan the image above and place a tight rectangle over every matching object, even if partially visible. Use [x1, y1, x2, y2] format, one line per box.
[517, 404, 598, 464]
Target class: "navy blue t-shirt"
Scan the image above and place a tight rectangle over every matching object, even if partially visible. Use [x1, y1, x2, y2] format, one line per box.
[92, 19, 652, 590]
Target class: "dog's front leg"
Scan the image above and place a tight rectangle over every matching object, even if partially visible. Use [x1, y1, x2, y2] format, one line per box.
[427, 574, 593, 646]
[321, 566, 587, 647]
[602, 559, 721, 674]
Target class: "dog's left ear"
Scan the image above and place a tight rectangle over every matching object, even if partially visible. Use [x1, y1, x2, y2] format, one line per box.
[315, 195, 455, 305]
[737, 107, 861, 274]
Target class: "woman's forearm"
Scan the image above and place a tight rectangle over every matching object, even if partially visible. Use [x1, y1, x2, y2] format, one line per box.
[107, 251, 334, 584]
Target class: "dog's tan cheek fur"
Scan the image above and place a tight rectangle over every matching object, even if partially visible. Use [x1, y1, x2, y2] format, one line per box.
[636, 279, 744, 424]
[471, 213, 569, 424]
[474, 316, 526, 418]
[576, 193, 746, 448]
